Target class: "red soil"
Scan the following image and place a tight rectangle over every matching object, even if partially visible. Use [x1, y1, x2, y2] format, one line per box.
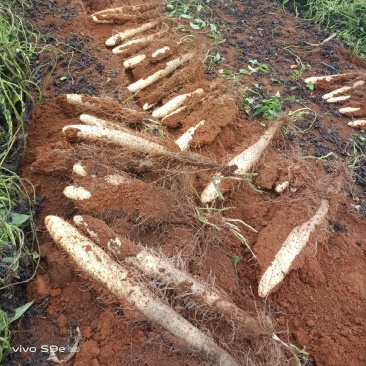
[10, 0, 366, 365]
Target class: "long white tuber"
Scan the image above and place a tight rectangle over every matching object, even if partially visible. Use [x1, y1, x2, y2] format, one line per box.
[152, 88, 204, 119]
[92, 3, 160, 22]
[45, 216, 240, 366]
[128, 53, 194, 93]
[339, 107, 360, 115]
[304, 73, 356, 84]
[79, 114, 129, 132]
[106, 21, 159, 47]
[62, 124, 168, 155]
[201, 118, 282, 203]
[258, 199, 329, 297]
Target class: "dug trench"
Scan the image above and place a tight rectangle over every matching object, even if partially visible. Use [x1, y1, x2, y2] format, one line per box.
[8, 0, 366, 365]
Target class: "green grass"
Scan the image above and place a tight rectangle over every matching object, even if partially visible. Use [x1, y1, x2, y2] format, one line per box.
[282, 0, 366, 59]
[0, 0, 42, 361]
[0, 1, 44, 162]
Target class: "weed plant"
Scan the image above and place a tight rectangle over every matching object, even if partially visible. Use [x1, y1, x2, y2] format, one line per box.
[0, 2, 44, 162]
[0, 0, 41, 361]
[282, 0, 366, 59]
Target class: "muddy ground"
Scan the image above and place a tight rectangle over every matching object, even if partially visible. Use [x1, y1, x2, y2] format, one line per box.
[6, 0, 366, 365]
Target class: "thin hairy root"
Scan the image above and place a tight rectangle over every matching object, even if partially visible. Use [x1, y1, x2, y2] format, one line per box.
[47, 327, 82, 364]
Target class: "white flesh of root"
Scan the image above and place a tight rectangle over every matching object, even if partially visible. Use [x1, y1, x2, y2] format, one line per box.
[79, 114, 129, 132]
[152, 46, 170, 58]
[112, 33, 157, 55]
[72, 215, 263, 336]
[128, 53, 194, 93]
[72, 162, 130, 185]
[63, 186, 91, 200]
[201, 119, 282, 203]
[72, 162, 87, 177]
[275, 181, 289, 193]
[175, 120, 205, 151]
[62, 125, 168, 155]
[152, 88, 204, 119]
[106, 21, 159, 47]
[258, 199, 329, 297]
[348, 120, 366, 128]
[123, 54, 146, 69]
[45, 216, 240, 366]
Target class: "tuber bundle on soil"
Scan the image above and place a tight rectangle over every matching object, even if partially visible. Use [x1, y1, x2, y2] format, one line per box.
[73, 214, 264, 336]
[201, 118, 283, 203]
[62, 124, 219, 168]
[258, 199, 329, 297]
[60, 94, 144, 124]
[112, 33, 158, 55]
[305, 73, 365, 117]
[45, 215, 240, 366]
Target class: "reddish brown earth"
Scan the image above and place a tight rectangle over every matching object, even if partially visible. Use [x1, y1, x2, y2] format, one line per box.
[7, 0, 366, 365]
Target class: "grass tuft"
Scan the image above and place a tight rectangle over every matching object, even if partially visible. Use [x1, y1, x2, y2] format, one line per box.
[282, 0, 366, 59]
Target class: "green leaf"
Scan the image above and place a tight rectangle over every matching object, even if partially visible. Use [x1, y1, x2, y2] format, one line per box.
[10, 213, 29, 227]
[180, 14, 192, 19]
[60, 76, 68, 81]
[239, 69, 251, 76]
[231, 255, 242, 265]
[189, 22, 201, 30]
[8, 301, 34, 324]
[306, 81, 314, 90]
